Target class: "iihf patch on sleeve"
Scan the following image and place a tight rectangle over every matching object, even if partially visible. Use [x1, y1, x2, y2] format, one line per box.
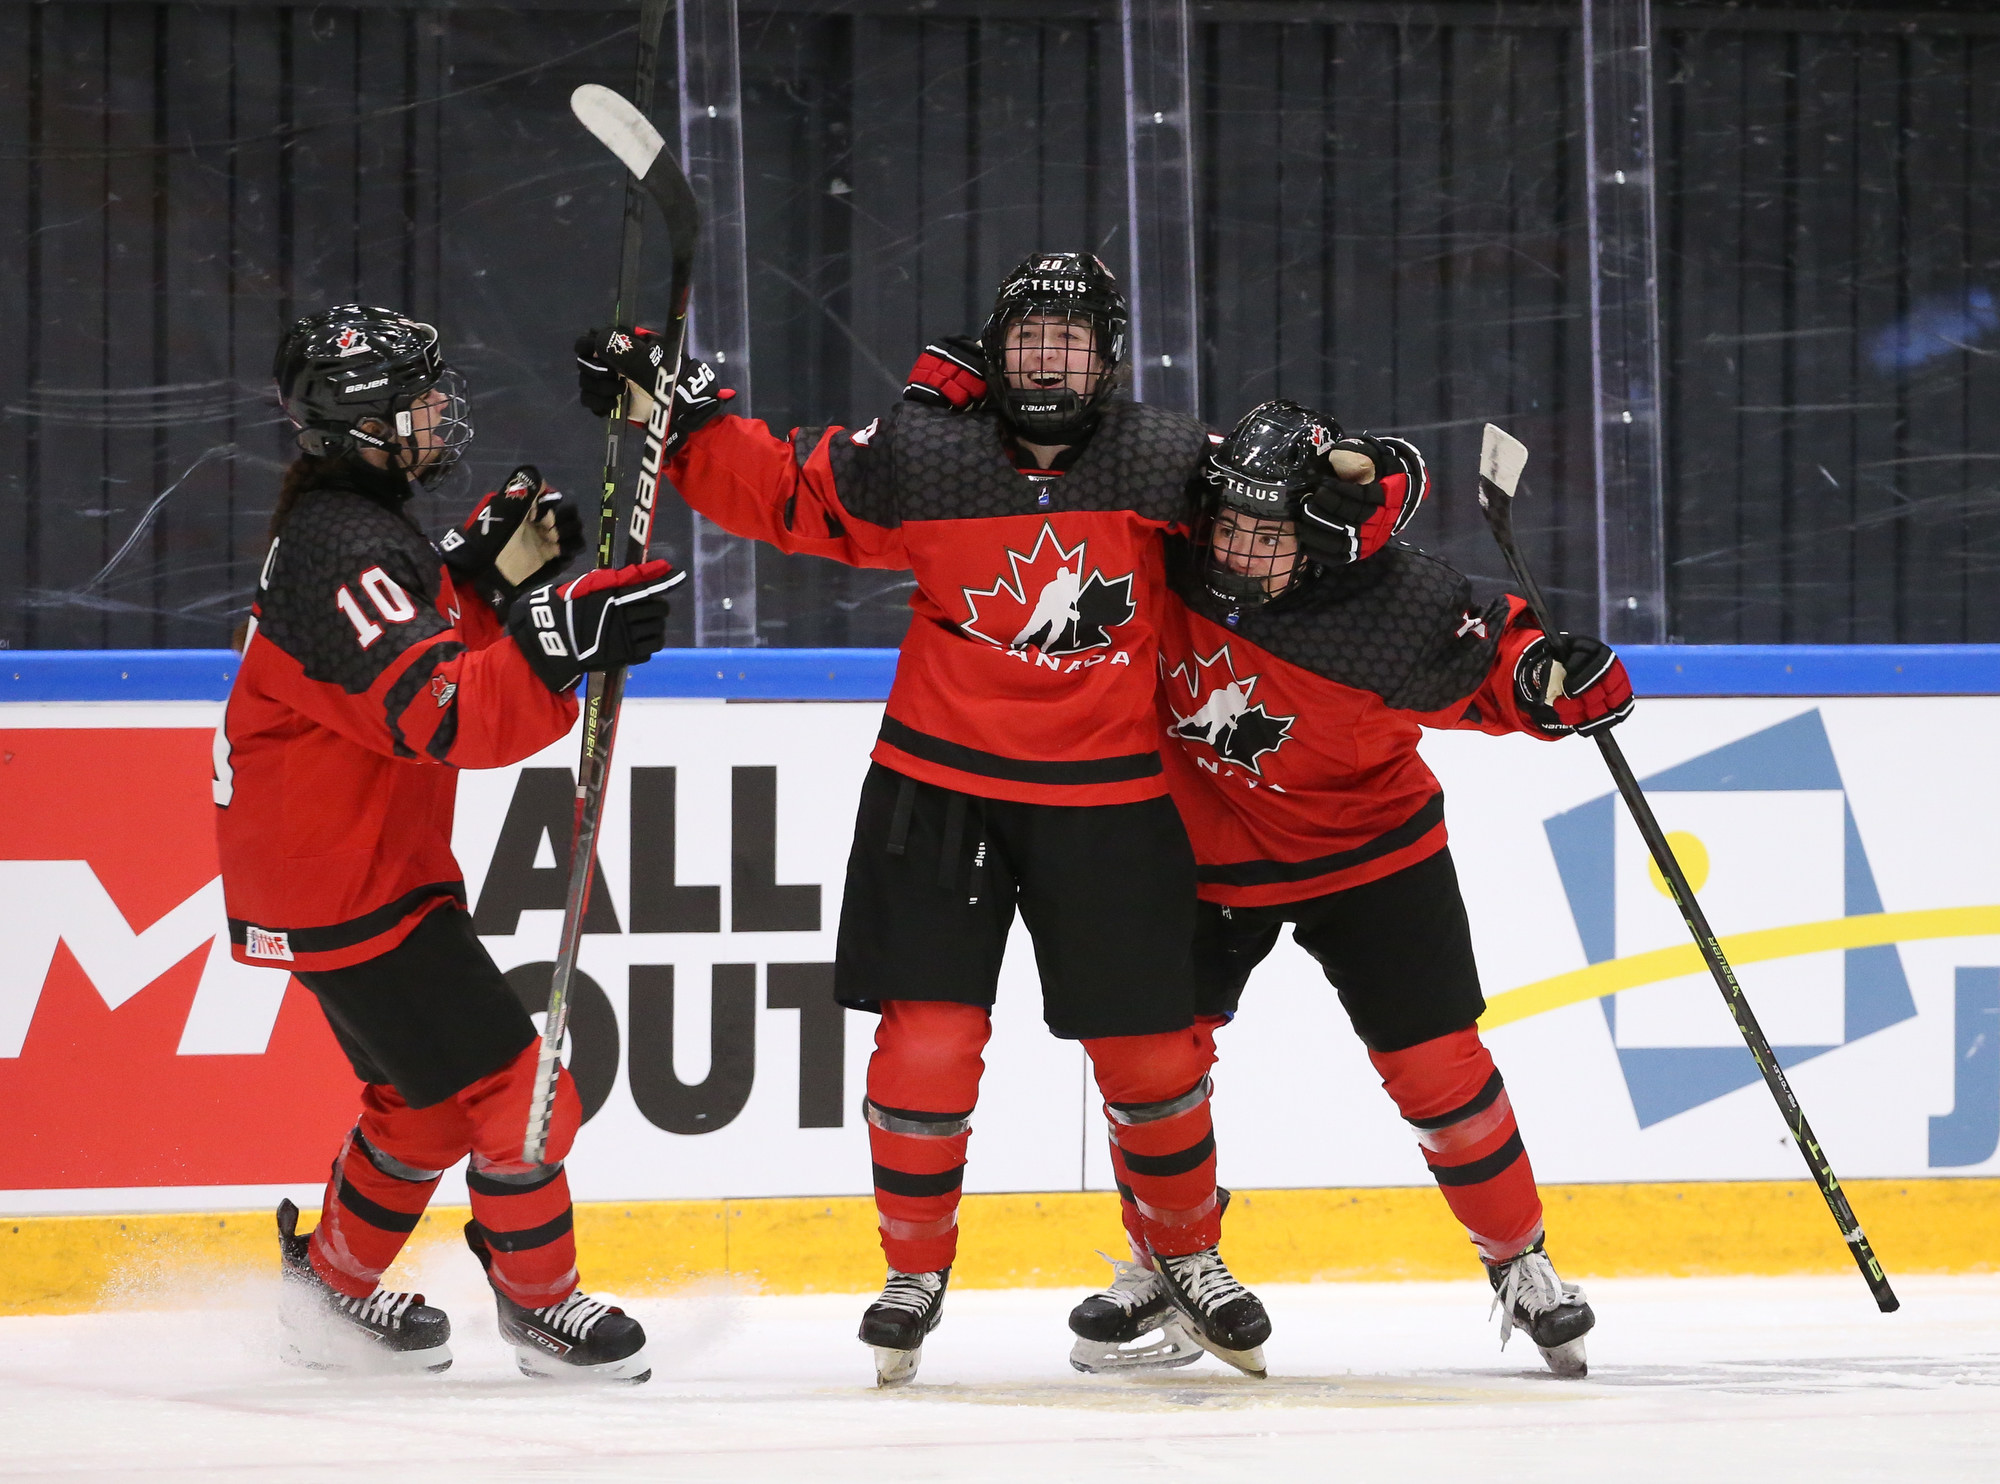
[245, 925, 294, 962]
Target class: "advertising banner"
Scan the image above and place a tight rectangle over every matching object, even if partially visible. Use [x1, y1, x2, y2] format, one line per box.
[4, 689, 1998, 1216]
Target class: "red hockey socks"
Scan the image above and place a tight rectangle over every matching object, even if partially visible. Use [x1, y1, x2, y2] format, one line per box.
[308, 1085, 451, 1298]
[1086, 1026, 1220, 1258]
[1111, 1013, 1226, 1263]
[462, 1044, 584, 1309]
[1370, 1026, 1544, 1264]
[864, 1000, 992, 1273]
[306, 1043, 585, 1307]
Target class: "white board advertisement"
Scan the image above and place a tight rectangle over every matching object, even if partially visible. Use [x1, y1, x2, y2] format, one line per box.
[2, 694, 1996, 1214]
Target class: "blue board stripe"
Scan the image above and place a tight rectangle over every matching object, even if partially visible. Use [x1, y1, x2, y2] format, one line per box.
[7, 644, 2000, 703]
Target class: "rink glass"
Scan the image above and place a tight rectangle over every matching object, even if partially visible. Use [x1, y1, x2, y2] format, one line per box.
[1, 0, 1995, 651]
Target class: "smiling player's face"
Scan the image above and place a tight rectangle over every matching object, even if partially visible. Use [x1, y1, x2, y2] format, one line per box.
[1001, 313, 1103, 399]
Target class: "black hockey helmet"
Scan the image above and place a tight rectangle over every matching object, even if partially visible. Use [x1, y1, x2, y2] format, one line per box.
[980, 252, 1128, 443]
[1198, 399, 1344, 608]
[273, 304, 472, 490]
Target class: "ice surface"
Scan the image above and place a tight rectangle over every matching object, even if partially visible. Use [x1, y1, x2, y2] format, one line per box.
[2, 1266, 1996, 1483]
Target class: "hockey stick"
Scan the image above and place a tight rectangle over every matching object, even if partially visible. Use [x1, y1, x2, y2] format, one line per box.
[521, 69, 702, 1163]
[1475, 424, 1898, 1314]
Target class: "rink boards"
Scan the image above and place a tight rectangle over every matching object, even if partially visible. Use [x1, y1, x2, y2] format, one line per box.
[3, 646, 1999, 1306]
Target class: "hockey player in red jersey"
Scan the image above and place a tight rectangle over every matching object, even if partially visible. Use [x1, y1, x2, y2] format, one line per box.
[575, 255, 1268, 1384]
[218, 304, 680, 1380]
[1064, 399, 1629, 1378]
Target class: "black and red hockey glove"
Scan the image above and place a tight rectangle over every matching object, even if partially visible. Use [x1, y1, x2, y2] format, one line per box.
[576, 325, 667, 417]
[507, 560, 686, 693]
[902, 335, 988, 411]
[1297, 434, 1429, 566]
[575, 326, 736, 459]
[1515, 632, 1635, 737]
[439, 466, 585, 611]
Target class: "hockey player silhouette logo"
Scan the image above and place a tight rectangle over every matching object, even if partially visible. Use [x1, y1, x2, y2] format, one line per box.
[1164, 645, 1295, 775]
[960, 522, 1136, 656]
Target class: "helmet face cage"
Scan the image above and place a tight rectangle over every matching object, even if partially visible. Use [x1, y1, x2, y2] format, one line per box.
[392, 367, 474, 490]
[1196, 400, 1344, 609]
[274, 305, 473, 490]
[981, 253, 1129, 442]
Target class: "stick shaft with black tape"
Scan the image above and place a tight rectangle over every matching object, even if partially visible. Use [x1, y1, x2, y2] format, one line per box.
[522, 27, 701, 1165]
[1473, 423, 1897, 1313]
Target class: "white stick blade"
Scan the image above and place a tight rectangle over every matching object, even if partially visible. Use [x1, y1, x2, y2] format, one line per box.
[1480, 423, 1529, 499]
[571, 83, 666, 180]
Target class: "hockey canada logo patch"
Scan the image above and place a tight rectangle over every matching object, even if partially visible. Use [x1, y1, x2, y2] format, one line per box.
[1163, 645, 1296, 776]
[960, 522, 1136, 657]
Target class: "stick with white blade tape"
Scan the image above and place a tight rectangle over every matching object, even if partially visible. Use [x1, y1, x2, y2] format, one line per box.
[1473, 422, 1898, 1314]
[521, 71, 702, 1165]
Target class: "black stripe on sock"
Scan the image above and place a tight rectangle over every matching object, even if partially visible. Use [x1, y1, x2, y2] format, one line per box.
[467, 1163, 564, 1198]
[1119, 1130, 1216, 1178]
[872, 1163, 966, 1198]
[1408, 1070, 1506, 1131]
[335, 1175, 423, 1234]
[1428, 1130, 1526, 1188]
[477, 1208, 576, 1253]
[868, 1099, 974, 1126]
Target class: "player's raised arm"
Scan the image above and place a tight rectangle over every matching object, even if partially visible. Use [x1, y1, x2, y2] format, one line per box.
[574, 325, 910, 569]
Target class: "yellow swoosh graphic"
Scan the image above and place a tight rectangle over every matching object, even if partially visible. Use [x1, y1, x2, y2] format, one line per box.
[1481, 904, 2000, 1030]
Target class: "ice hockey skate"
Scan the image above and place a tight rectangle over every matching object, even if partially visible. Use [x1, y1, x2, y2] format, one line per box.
[1152, 1245, 1271, 1377]
[275, 1199, 452, 1375]
[463, 1222, 651, 1383]
[1067, 1253, 1203, 1374]
[859, 1267, 949, 1387]
[1487, 1239, 1595, 1377]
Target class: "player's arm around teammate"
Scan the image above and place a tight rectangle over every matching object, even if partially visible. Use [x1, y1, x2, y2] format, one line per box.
[582, 259, 1270, 1385]
[1069, 401, 1630, 1379]
[215, 305, 678, 1381]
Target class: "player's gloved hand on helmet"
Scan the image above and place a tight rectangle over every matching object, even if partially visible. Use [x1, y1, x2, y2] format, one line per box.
[507, 560, 686, 693]
[439, 466, 586, 611]
[1515, 632, 1635, 737]
[902, 335, 988, 411]
[1296, 434, 1428, 566]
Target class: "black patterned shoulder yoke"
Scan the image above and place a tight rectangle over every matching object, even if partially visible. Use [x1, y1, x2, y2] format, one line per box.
[1173, 538, 1514, 713]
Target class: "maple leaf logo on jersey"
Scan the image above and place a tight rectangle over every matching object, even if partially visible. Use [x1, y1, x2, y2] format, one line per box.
[1163, 644, 1296, 776]
[960, 522, 1136, 656]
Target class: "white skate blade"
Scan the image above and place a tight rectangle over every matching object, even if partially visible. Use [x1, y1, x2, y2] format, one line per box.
[279, 1329, 452, 1376]
[1537, 1336, 1587, 1378]
[1069, 1319, 1205, 1374]
[513, 1341, 651, 1384]
[871, 1343, 922, 1388]
[1191, 1333, 1268, 1379]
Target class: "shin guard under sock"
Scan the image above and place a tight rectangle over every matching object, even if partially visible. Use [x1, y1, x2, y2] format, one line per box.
[1371, 1026, 1544, 1263]
[1110, 1014, 1228, 1264]
[460, 1047, 584, 1308]
[468, 1159, 579, 1308]
[309, 1118, 445, 1299]
[865, 1000, 992, 1273]
[1087, 1029, 1219, 1258]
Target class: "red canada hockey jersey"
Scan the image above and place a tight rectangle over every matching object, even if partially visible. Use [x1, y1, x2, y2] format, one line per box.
[669, 399, 1213, 805]
[214, 475, 578, 971]
[1154, 537, 1549, 907]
